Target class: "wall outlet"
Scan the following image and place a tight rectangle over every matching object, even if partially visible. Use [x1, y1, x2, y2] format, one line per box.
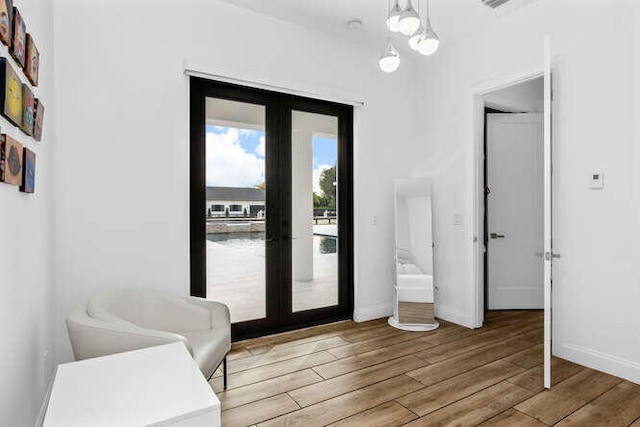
[590, 171, 604, 189]
[371, 215, 378, 226]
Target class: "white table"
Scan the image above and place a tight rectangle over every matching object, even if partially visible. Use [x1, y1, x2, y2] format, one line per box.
[43, 343, 220, 427]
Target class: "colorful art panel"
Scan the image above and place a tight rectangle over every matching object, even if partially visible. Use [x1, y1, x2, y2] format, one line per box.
[0, 134, 22, 185]
[10, 6, 24, 69]
[19, 146, 34, 193]
[25, 33, 37, 85]
[33, 98, 43, 141]
[21, 83, 33, 135]
[0, 0, 12, 46]
[0, 57, 22, 126]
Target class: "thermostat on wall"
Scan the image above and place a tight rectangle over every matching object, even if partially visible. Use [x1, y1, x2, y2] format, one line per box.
[590, 171, 604, 189]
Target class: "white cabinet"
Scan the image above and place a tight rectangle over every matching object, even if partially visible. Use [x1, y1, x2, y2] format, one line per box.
[43, 343, 220, 427]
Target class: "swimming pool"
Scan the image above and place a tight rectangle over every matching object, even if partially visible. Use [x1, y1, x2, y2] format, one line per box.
[207, 232, 337, 254]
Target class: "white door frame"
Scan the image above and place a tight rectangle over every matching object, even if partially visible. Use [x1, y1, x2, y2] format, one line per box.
[471, 67, 545, 329]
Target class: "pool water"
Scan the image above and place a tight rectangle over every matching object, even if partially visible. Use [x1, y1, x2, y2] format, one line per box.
[207, 232, 337, 254]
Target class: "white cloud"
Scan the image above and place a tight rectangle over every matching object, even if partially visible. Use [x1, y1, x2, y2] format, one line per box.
[239, 129, 260, 137]
[255, 135, 265, 158]
[206, 128, 265, 187]
[313, 164, 331, 195]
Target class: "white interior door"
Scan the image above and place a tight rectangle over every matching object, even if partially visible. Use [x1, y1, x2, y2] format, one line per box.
[543, 35, 553, 390]
[487, 113, 544, 310]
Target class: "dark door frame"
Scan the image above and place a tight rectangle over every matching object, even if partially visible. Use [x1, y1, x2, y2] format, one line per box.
[189, 77, 354, 340]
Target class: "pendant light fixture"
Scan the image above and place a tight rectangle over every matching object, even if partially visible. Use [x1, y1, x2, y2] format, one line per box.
[398, 0, 421, 36]
[417, 0, 440, 56]
[386, 0, 403, 33]
[379, 0, 441, 72]
[408, 0, 423, 51]
[379, 40, 400, 73]
[408, 25, 423, 50]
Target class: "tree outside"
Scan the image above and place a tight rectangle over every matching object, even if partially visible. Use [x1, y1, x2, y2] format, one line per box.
[314, 165, 336, 210]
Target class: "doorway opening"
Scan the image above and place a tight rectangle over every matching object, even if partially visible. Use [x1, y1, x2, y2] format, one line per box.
[473, 74, 547, 385]
[483, 77, 545, 312]
[474, 73, 551, 387]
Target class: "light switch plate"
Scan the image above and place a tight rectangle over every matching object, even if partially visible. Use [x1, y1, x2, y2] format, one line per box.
[590, 171, 604, 189]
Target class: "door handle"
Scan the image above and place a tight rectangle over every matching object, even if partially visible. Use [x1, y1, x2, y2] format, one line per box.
[265, 237, 277, 243]
[490, 233, 505, 239]
[535, 251, 562, 260]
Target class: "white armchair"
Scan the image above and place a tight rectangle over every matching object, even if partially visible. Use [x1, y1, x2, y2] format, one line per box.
[66, 288, 231, 387]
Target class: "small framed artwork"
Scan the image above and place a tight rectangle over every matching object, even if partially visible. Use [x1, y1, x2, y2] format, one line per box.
[25, 33, 38, 85]
[33, 98, 43, 141]
[21, 83, 34, 135]
[0, 57, 22, 126]
[0, 0, 12, 46]
[10, 6, 24, 69]
[0, 134, 22, 185]
[20, 146, 34, 193]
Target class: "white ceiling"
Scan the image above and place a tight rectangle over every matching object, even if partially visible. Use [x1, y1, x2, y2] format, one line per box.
[218, 0, 541, 53]
[491, 77, 543, 105]
[484, 77, 544, 112]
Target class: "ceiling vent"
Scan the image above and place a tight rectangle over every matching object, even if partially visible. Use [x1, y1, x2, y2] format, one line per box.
[481, 0, 511, 8]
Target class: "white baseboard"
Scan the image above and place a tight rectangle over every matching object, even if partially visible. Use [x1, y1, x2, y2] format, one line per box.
[435, 305, 475, 329]
[353, 303, 393, 322]
[556, 342, 640, 384]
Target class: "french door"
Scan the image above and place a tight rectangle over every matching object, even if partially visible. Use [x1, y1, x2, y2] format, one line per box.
[190, 78, 353, 340]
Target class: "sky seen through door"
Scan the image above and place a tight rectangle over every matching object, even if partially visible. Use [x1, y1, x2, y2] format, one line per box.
[206, 125, 336, 194]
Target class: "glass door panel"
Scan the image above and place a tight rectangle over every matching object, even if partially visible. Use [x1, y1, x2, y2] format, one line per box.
[291, 110, 339, 312]
[205, 97, 267, 323]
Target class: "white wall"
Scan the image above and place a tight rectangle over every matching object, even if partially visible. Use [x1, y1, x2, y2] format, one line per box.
[53, 0, 424, 362]
[415, 0, 640, 383]
[0, 0, 55, 424]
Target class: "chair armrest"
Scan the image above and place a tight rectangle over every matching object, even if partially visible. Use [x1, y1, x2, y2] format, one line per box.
[186, 297, 231, 330]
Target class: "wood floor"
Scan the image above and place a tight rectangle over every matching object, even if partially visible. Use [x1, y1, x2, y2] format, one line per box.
[209, 311, 640, 426]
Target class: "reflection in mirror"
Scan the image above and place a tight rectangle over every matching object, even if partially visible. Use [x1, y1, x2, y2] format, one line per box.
[389, 178, 439, 331]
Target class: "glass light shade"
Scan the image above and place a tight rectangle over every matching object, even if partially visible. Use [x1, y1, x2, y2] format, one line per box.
[418, 22, 440, 56]
[408, 25, 424, 51]
[398, 1, 421, 36]
[379, 43, 400, 73]
[386, 0, 403, 33]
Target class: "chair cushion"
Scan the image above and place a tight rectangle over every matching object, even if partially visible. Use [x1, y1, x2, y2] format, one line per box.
[182, 328, 231, 378]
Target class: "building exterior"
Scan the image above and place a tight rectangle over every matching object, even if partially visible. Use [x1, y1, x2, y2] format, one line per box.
[206, 186, 265, 218]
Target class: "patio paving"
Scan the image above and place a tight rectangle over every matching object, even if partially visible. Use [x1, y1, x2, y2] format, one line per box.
[206, 230, 338, 323]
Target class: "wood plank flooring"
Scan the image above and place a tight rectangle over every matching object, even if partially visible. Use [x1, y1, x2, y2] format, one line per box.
[209, 311, 640, 426]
